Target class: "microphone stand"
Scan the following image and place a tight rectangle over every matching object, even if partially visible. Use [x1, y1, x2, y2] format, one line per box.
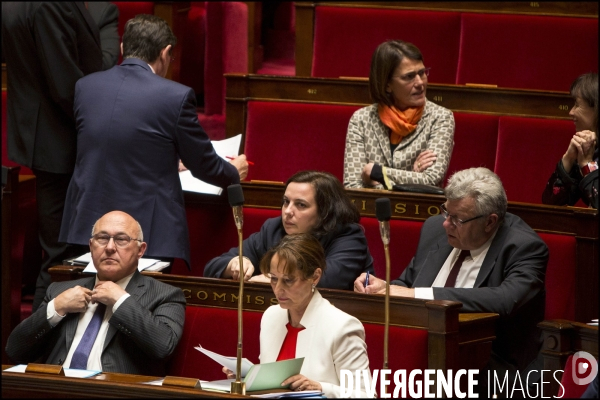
[228, 185, 246, 395]
[375, 198, 391, 396]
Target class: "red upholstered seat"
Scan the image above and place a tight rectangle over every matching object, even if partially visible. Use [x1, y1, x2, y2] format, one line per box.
[360, 217, 423, 281]
[557, 354, 592, 398]
[456, 13, 598, 91]
[174, 206, 280, 276]
[244, 101, 360, 182]
[445, 113, 498, 185]
[178, 3, 207, 101]
[204, 2, 248, 116]
[311, 6, 460, 83]
[538, 233, 576, 321]
[494, 116, 576, 204]
[168, 306, 262, 381]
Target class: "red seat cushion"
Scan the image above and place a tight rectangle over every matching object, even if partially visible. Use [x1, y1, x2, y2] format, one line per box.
[456, 13, 598, 91]
[312, 6, 460, 84]
[168, 306, 262, 381]
[445, 113, 498, 185]
[538, 233, 576, 320]
[244, 101, 360, 182]
[360, 217, 423, 280]
[494, 116, 576, 204]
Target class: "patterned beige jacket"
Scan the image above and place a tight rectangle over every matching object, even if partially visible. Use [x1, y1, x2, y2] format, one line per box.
[344, 100, 455, 188]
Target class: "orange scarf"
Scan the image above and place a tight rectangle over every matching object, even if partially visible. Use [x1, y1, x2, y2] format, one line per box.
[378, 104, 424, 145]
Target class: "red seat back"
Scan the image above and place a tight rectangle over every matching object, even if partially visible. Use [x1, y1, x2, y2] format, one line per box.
[456, 13, 598, 91]
[494, 116, 575, 204]
[244, 101, 360, 182]
[446, 113, 498, 185]
[360, 217, 423, 280]
[168, 306, 262, 381]
[311, 6, 461, 84]
[538, 232, 576, 320]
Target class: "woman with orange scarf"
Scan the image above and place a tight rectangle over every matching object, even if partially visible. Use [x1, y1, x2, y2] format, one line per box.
[344, 40, 455, 189]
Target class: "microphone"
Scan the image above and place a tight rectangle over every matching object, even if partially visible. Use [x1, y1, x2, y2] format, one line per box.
[227, 184, 246, 395]
[228, 184, 244, 230]
[375, 198, 391, 245]
[375, 198, 392, 388]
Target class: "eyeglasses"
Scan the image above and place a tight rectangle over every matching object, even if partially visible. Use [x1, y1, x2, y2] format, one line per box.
[392, 67, 431, 83]
[440, 203, 484, 227]
[91, 234, 142, 248]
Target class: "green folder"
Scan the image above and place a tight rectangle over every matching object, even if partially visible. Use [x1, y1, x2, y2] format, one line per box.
[244, 357, 305, 392]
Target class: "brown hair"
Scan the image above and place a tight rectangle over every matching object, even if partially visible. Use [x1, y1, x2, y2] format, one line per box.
[369, 40, 423, 107]
[285, 170, 360, 236]
[122, 14, 177, 63]
[259, 233, 326, 280]
[570, 72, 598, 134]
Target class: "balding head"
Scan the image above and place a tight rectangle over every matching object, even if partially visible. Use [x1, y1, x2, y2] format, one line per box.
[89, 211, 147, 281]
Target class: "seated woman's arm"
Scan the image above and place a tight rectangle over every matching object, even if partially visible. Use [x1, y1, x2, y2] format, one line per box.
[344, 110, 373, 188]
[382, 106, 455, 187]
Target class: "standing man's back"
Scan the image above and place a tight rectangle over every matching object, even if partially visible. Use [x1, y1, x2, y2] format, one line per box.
[59, 14, 248, 266]
[2, 2, 103, 310]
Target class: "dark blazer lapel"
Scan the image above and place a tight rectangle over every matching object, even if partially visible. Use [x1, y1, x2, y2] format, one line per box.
[413, 237, 453, 286]
[103, 271, 147, 350]
[74, 2, 101, 47]
[474, 222, 509, 287]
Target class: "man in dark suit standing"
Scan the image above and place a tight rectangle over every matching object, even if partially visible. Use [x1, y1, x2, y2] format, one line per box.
[2, 2, 103, 311]
[6, 211, 186, 376]
[59, 14, 248, 270]
[355, 167, 548, 394]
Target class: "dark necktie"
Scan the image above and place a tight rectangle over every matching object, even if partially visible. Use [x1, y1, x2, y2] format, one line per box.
[444, 250, 470, 287]
[70, 303, 107, 369]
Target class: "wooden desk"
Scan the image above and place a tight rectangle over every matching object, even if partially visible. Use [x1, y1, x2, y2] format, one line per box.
[1, 365, 246, 398]
[49, 267, 497, 374]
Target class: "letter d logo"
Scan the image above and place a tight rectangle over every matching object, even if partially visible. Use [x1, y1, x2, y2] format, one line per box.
[572, 351, 598, 386]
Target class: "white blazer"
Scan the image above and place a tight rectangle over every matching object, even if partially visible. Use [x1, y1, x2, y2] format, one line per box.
[259, 290, 372, 398]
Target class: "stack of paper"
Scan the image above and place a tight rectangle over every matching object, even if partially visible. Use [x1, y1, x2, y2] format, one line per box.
[72, 252, 169, 273]
[179, 134, 243, 195]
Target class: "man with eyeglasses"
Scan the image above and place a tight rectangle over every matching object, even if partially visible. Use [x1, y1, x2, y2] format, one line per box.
[355, 167, 548, 395]
[6, 211, 186, 376]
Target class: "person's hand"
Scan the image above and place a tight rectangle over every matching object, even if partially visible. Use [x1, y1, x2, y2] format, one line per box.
[54, 285, 93, 315]
[222, 367, 235, 379]
[178, 160, 188, 172]
[91, 281, 127, 308]
[376, 285, 415, 298]
[563, 133, 583, 172]
[229, 154, 249, 180]
[281, 374, 322, 392]
[354, 272, 386, 294]
[574, 130, 597, 166]
[413, 150, 437, 172]
[248, 274, 270, 283]
[223, 256, 255, 281]
[361, 163, 379, 186]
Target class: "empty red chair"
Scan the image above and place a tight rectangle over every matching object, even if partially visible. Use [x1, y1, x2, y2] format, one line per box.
[312, 6, 461, 83]
[456, 13, 598, 91]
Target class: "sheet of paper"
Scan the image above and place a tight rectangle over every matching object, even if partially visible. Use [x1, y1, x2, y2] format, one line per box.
[201, 378, 235, 392]
[81, 253, 163, 273]
[179, 134, 242, 195]
[250, 390, 323, 398]
[3, 365, 101, 378]
[244, 357, 304, 392]
[195, 344, 254, 377]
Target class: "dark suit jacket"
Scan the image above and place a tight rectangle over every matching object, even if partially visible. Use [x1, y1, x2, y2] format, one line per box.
[5, 271, 186, 376]
[1, 2, 102, 174]
[59, 58, 240, 265]
[203, 216, 375, 290]
[392, 213, 548, 372]
[87, 2, 120, 70]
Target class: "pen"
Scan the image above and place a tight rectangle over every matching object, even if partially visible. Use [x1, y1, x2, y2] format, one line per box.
[226, 156, 254, 166]
[364, 271, 370, 288]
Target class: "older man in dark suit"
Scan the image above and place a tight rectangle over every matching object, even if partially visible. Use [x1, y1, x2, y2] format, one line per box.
[355, 167, 548, 395]
[2, 2, 103, 311]
[6, 211, 186, 375]
[59, 14, 248, 269]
